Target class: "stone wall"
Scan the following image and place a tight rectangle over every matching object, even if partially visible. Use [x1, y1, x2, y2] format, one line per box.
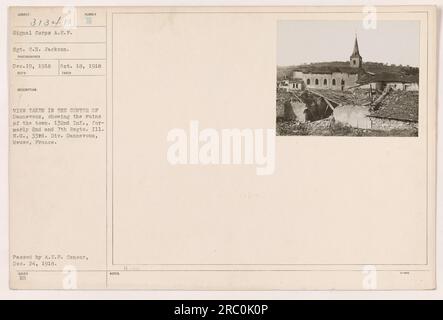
[359, 82, 419, 92]
[405, 83, 419, 91]
[369, 117, 418, 131]
[359, 82, 384, 91]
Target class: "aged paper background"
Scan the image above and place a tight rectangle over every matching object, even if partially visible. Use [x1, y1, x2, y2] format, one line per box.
[8, 6, 436, 290]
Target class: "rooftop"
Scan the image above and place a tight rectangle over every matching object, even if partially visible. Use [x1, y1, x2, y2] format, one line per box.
[293, 65, 362, 75]
[307, 88, 373, 106]
[357, 72, 419, 84]
[369, 91, 419, 122]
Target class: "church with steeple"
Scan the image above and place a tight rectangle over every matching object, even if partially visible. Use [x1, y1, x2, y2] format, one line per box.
[289, 35, 366, 91]
[350, 35, 363, 68]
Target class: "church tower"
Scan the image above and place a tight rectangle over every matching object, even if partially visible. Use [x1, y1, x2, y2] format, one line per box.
[350, 35, 363, 68]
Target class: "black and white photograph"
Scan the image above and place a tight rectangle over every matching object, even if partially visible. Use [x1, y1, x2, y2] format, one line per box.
[277, 20, 420, 136]
[1, 2, 441, 302]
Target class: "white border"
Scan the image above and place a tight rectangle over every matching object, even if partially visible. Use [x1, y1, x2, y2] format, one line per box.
[0, 0, 441, 299]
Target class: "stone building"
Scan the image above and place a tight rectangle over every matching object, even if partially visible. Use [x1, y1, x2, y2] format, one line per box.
[292, 36, 364, 90]
[357, 72, 419, 92]
[277, 78, 305, 91]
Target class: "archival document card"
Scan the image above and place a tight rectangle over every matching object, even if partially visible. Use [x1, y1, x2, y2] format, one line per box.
[8, 6, 437, 290]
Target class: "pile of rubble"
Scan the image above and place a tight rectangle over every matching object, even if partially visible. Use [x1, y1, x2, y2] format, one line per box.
[370, 90, 419, 122]
[307, 88, 376, 106]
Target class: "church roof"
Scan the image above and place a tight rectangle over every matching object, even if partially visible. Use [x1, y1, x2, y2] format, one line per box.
[293, 64, 362, 75]
[289, 78, 304, 83]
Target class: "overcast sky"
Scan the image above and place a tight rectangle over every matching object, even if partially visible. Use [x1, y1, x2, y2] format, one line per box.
[277, 20, 420, 67]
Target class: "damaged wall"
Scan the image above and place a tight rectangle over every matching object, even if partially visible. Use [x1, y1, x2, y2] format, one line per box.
[290, 101, 307, 121]
[277, 99, 307, 121]
[333, 105, 371, 129]
[277, 91, 333, 122]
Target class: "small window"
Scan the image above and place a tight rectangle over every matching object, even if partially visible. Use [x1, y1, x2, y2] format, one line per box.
[341, 79, 345, 85]
[323, 79, 327, 85]
[315, 79, 319, 85]
[332, 79, 336, 85]
[353, 60, 356, 65]
[307, 79, 310, 85]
